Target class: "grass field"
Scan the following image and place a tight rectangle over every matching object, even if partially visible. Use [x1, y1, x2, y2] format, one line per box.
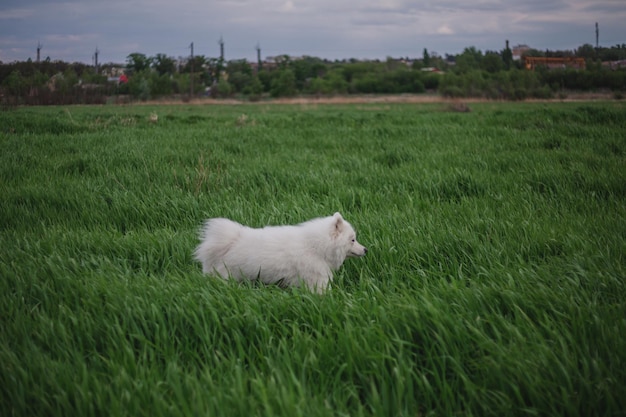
[1, 100, 625, 416]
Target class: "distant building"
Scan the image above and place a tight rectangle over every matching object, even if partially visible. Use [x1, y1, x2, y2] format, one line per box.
[523, 56, 585, 70]
[101, 64, 126, 78]
[107, 73, 128, 85]
[512, 44, 531, 61]
[420, 67, 444, 74]
[603, 60, 626, 70]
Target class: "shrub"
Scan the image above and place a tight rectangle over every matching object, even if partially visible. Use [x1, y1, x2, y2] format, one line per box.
[351, 73, 381, 94]
[440, 85, 464, 98]
[513, 88, 528, 101]
[127, 73, 151, 100]
[242, 76, 264, 98]
[532, 85, 553, 99]
[325, 71, 349, 94]
[213, 80, 233, 98]
[422, 74, 441, 90]
[270, 69, 297, 97]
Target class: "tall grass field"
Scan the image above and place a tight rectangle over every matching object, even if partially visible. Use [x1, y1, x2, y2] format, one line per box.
[1, 101, 625, 416]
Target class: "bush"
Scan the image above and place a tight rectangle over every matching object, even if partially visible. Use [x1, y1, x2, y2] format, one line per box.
[440, 85, 464, 98]
[325, 71, 349, 94]
[228, 71, 252, 94]
[242, 76, 264, 98]
[512, 88, 528, 101]
[127, 73, 151, 101]
[600, 70, 626, 90]
[388, 69, 425, 93]
[2, 70, 26, 96]
[532, 85, 553, 99]
[149, 73, 174, 96]
[212, 80, 233, 98]
[422, 74, 441, 90]
[304, 77, 330, 96]
[351, 73, 382, 94]
[270, 69, 297, 97]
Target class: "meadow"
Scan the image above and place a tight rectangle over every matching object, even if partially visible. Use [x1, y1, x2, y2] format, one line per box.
[1, 100, 625, 417]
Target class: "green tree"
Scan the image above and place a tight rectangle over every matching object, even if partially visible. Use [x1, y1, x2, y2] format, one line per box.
[126, 53, 151, 75]
[274, 54, 292, 70]
[152, 54, 176, 76]
[2, 70, 25, 96]
[213, 79, 232, 98]
[576, 44, 597, 60]
[82, 68, 107, 84]
[325, 70, 349, 94]
[149, 72, 174, 96]
[179, 56, 206, 87]
[523, 48, 545, 58]
[351, 73, 384, 93]
[482, 52, 504, 73]
[204, 57, 223, 84]
[270, 69, 297, 97]
[257, 70, 273, 92]
[182, 55, 208, 73]
[228, 71, 252, 93]
[242, 76, 263, 97]
[422, 73, 440, 90]
[175, 73, 190, 95]
[227, 59, 253, 76]
[290, 57, 326, 89]
[31, 70, 49, 88]
[502, 44, 513, 70]
[56, 68, 79, 94]
[423, 48, 431, 67]
[386, 69, 424, 93]
[127, 71, 151, 100]
[305, 77, 328, 95]
[385, 56, 404, 71]
[598, 44, 626, 61]
[226, 59, 253, 93]
[455, 47, 483, 74]
[340, 61, 381, 83]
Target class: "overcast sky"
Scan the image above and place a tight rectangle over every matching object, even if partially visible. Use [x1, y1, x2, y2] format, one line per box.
[1, 0, 624, 64]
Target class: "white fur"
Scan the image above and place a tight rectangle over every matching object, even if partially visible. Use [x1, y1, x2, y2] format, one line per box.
[194, 212, 367, 293]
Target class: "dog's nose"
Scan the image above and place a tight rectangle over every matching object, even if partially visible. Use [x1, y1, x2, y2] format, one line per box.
[364, 247, 368, 254]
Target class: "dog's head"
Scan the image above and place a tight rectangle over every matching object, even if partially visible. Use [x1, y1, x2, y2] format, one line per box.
[332, 212, 367, 258]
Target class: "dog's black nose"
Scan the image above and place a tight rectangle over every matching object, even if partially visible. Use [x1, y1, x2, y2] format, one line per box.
[364, 248, 368, 254]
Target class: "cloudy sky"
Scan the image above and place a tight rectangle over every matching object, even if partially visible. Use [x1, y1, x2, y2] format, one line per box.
[1, 0, 624, 64]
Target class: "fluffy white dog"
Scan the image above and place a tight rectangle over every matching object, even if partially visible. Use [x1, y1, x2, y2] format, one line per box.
[194, 212, 367, 293]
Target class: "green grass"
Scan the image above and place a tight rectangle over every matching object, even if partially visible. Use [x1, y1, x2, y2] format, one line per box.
[1, 101, 625, 417]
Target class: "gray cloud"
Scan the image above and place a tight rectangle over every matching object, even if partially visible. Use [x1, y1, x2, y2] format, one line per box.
[1, 0, 624, 63]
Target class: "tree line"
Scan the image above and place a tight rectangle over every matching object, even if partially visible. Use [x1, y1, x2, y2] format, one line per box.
[1, 43, 625, 105]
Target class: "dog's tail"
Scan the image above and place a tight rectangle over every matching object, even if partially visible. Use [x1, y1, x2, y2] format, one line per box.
[194, 218, 242, 275]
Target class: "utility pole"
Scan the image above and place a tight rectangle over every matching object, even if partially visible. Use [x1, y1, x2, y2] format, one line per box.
[94, 47, 100, 74]
[190, 42, 194, 98]
[37, 42, 42, 63]
[217, 36, 225, 82]
[256, 43, 262, 72]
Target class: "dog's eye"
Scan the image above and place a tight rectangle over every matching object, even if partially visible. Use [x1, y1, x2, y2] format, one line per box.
[351, 239, 355, 242]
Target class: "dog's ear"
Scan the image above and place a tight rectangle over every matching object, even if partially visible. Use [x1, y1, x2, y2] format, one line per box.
[332, 212, 344, 234]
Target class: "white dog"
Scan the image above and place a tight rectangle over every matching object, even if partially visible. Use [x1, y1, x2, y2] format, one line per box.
[194, 212, 367, 293]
